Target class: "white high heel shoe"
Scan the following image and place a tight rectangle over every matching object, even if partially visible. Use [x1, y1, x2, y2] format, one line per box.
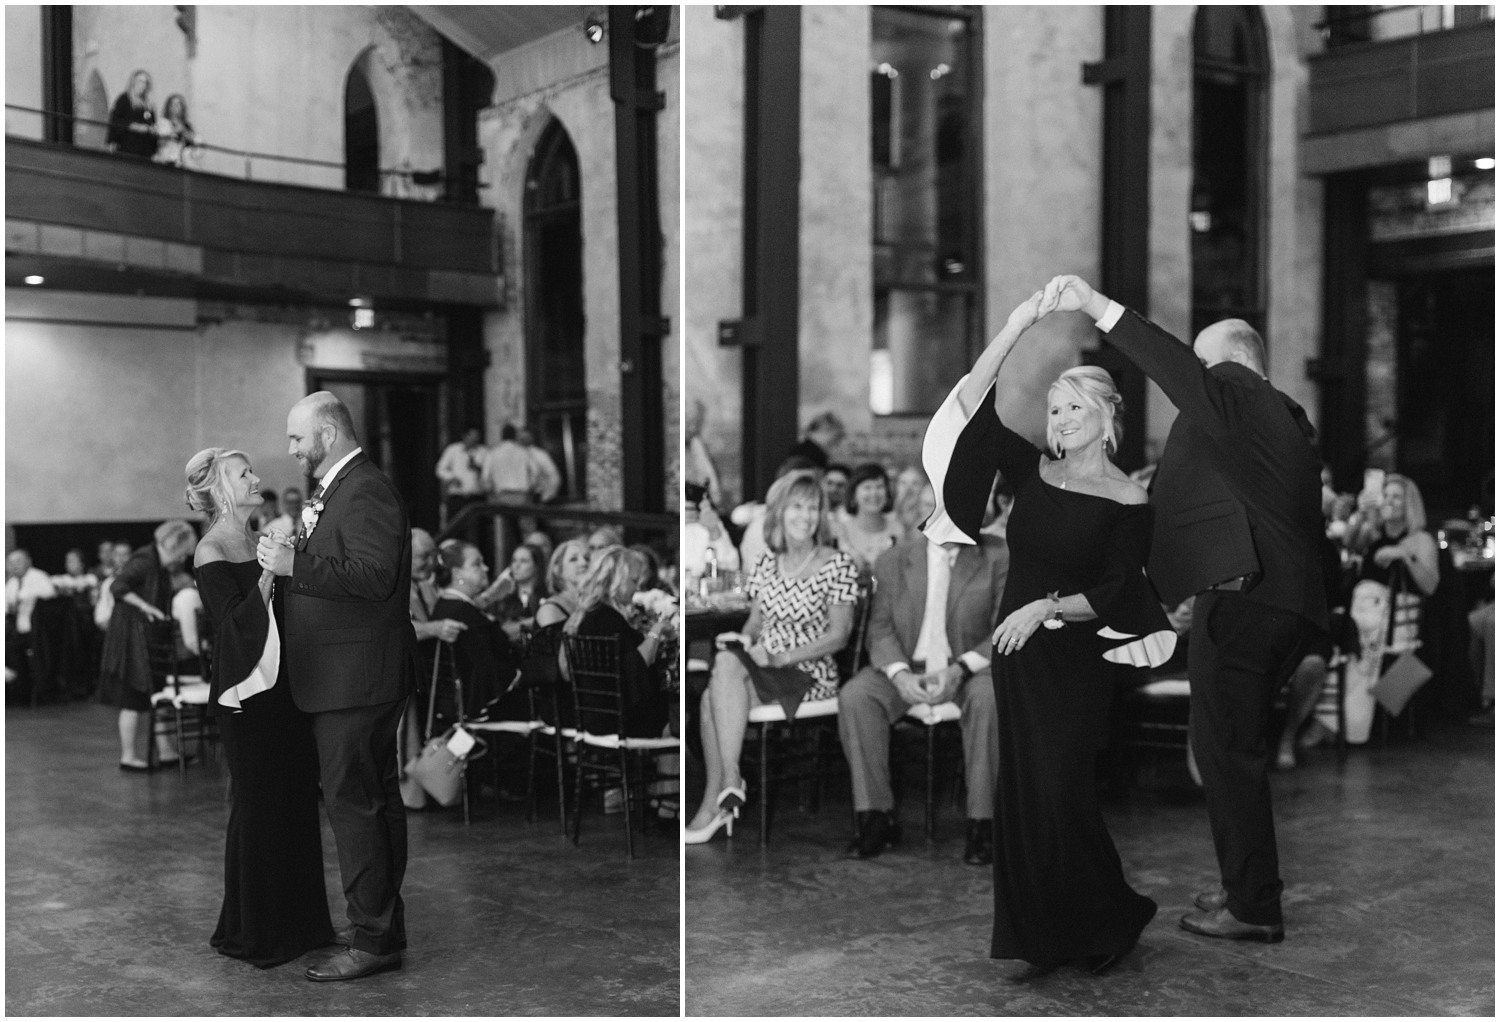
[682, 810, 734, 845]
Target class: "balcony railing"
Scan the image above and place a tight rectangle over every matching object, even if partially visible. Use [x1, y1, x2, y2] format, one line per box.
[1307, 17, 1494, 135]
[1316, 5, 1494, 49]
[6, 127, 498, 305]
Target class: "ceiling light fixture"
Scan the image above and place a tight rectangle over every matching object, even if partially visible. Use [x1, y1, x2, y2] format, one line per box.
[23, 275, 44, 285]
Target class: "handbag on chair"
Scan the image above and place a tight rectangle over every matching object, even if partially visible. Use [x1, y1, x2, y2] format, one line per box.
[406, 724, 483, 807]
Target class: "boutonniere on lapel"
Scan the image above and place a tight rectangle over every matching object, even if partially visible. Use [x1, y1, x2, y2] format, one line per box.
[302, 496, 326, 537]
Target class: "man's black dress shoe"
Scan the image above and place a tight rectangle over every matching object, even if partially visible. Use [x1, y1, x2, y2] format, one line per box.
[1180, 907, 1284, 943]
[844, 810, 901, 859]
[305, 947, 402, 982]
[962, 819, 993, 865]
[1194, 887, 1228, 912]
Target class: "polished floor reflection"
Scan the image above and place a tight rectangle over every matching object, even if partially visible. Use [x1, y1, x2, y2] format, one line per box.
[6, 701, 679, 1017]
[685, 721, 1494, 1016]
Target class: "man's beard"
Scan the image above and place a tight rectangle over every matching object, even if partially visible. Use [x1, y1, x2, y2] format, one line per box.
[304, 437, 328, 474]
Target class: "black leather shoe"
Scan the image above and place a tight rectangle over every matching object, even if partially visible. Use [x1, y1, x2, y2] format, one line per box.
[963, 819, 994, 865]
[1180, 907, 1284, 943]
[1194, 888, 1228, 912]
[305, 947, 402, 982]
[843, 811, 901, 860]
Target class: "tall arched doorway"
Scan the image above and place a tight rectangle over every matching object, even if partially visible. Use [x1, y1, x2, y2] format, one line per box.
[524, 119, 587, 503]
[345, 55, 380, 193]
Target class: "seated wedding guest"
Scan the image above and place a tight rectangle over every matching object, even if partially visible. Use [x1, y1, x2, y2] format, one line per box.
[431, 542, 523, 721]
[787, 411, 845, 469]
[685, 470, 859, 842]
[408, 528, 467, 646]
[99, 520, 197, 771]
[631, 543, 674, 596]
[838, 489, 1008, 864]
[106, 69, 158, 159]
[154, 93, 197, 166]
[588, 526, 625, 560]
[436, 425, 488, 526]
[535, 538, 593, 630]
[1350, 473, 1440, 598]
[894, 468, 930, 537]
[821, 464, 852, 525]
[833, 462, 905, 572]
[682, 485, 740, 578]
[170, 570, 204, 675]
[562, 545, 674, 738]
[685, 398, 724, 509]
[262, 487, 302, 540]
[491, 542, 549, 643]
[735, 455, 819, 571]
[524, 529, 555, 568]
[1273, 530, 1348, 768]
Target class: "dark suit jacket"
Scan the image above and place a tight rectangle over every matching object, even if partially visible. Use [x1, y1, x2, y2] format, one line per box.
[283, 452, 420, 712]
[1105, 309, 1328, 630]
[866, 534, 1008, 677]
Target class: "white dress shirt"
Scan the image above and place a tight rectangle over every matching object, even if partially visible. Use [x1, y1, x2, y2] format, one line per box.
[884, 541, 990, 680]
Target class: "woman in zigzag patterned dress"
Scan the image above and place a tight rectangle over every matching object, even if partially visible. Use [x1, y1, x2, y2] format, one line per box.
[684, 470, 860, 843]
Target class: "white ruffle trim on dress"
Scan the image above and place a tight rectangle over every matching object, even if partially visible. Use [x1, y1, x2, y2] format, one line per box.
[1098, 624, 1177, 668]
[920, 373, 981, 546]
[216, 600, 280, 710]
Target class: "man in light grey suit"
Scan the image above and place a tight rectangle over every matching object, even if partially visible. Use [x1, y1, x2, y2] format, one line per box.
[837, 521, 1008, 863]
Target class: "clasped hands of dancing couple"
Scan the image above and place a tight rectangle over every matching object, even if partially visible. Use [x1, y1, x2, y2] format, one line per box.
[187, 391, 418, 983]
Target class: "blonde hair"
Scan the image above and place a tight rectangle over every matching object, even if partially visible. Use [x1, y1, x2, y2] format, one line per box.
[153, 519, 198, 563]
[547, 538, 590, 595]
[566, 545, 647, 633]
[762, 470, 831, 554]
[1384, 473, 1428, 534]
[1046, 366, 1124, 459]
[184, 447, 251, 522]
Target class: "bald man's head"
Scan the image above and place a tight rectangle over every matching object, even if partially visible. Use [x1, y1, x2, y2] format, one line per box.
[288, 392, 359, 478]
[1193, 319, 1267, 378]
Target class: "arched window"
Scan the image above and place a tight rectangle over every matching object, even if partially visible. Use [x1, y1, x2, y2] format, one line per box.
[524, 119, 587, 501]
[1190, 6, 1268, 339]
[344, 57, 380, 193]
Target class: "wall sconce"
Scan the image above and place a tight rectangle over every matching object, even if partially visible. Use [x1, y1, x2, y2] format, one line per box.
[1475, 157, 1495, 171]
[24, 275, 44, 286]
[584, 8, 606, 44]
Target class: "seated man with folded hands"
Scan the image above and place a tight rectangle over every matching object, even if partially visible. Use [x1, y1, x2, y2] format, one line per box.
[837, 491, 1008, 864]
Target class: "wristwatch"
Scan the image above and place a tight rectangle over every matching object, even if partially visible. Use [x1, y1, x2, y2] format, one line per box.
[1042, 591, 1065, 630]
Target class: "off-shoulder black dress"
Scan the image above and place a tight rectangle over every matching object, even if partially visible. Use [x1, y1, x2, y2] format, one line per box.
[924, 381, 1175, 970]
[198, 560, 334, 968]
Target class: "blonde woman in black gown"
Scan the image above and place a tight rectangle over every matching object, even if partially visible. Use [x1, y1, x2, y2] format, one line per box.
[922, 293, 1176, 981]
[186, 448, 334, 967]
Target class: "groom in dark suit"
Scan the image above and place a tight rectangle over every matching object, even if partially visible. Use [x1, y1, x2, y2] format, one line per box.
[1039, 276, 1327, 944]
[258, 392, 419, 981]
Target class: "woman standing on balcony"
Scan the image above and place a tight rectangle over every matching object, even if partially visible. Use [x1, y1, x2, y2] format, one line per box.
[106, 70, 159, 160]
[154, 94, 198, 167]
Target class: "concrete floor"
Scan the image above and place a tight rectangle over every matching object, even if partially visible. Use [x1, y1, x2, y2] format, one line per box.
[6, 701, 679, 1017]
[685, 722, 1495, 1017]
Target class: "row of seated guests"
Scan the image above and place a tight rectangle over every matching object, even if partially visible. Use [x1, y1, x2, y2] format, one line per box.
[408, 528, 674, 738]
[685, 469, 1009, 866]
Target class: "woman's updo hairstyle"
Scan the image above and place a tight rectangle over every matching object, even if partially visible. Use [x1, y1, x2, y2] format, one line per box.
[184, 447, 250, 521]
[1046, 366, 1124, 460]
[435, 541, 478, 589]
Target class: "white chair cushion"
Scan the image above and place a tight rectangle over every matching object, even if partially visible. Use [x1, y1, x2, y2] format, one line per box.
[747, 696, 839, 724]
[577, 733, 681, 751]
[152, 679, 210, 707]
[1140, 678, 1191, 698]
[904, 701, 961, 726]
[686, 658, 710, 673]
[467, 719, 543, 735]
